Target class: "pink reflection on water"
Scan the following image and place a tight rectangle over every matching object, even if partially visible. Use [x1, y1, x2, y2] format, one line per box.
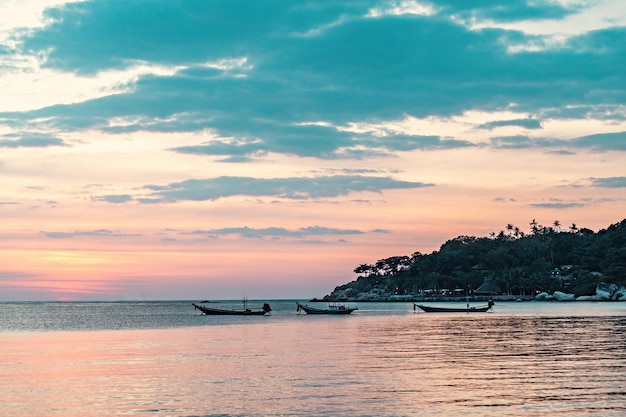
[2, 309, 626, 416]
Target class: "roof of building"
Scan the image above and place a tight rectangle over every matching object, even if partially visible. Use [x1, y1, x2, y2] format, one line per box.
[474, 277, 500, 294]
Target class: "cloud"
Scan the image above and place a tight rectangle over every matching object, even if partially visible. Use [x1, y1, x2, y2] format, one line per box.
[0, 133, 66, 148]
[170, 130, 475, 160]
[134, 175, 433, 203]
[91, 194, 134, 204]
[477, 118, 542, 130]
[188, 225, 365, 239]
[529, 202, 585, 209]
[41, 229, 142, 239]
[489, 131, 626, 152]
[0, 270, 39, 282]
[169, 123, 355, 159]
[299, 225, 364, 235]
[145, 175, 433, 202]
[528, 195, 626, 208]
[490, 135, 536, 149]
[358, 134, 475, 152]
[545, 149, 576, 155]
[19, 1, 374, 74]
[570, 131, 626, 151]
[588, 176, 626, 188]
[92, 175, 433, 204]
[436, 0, 576, 24]
[0, 1, 622, 161]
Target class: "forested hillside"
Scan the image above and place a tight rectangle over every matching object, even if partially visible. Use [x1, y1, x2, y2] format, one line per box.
[326, 219, 626, 300]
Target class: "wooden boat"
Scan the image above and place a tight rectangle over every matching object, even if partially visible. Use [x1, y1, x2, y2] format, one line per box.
[414, 300, 494, 313]
[296, 302, 357, 315]
[193, 299, 271, 316]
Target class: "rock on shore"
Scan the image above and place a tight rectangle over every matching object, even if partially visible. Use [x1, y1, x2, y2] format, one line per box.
[535, 282, 626, 301]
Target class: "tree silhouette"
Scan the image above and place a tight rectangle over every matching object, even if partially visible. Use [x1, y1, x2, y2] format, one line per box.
[329, 219, 626, 301]
[530, 219, 539, 234]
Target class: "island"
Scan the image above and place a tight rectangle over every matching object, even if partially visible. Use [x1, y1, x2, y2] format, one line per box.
[320, 219, 626, 302]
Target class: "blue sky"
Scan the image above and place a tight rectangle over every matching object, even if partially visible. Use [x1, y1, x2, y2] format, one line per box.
[0, 0, 625, 300]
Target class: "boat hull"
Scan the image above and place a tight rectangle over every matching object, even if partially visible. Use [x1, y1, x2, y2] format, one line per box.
[193, 303, 270, 316]
[296, 303, 357, 315]
[414, 301, 494, 313]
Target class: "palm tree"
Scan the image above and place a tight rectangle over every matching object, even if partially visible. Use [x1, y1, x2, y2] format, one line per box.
[553, 220, 561, 232]
[530, 219, 539, 235]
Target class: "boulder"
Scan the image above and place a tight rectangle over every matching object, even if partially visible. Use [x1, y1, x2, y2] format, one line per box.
[552, 291, 576, 301]
[595, 282, 616, 300]
[534, 292, 553, 301]
[614, 286, 626, 301]
[574, 283, 626, 301]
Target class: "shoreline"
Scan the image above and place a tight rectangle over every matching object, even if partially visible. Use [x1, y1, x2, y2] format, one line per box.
[315, 295, 626, 303]
[315, 295, 534, 302]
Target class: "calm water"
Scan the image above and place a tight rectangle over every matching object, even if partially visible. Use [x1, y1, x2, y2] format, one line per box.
[1, 300, 626, 416]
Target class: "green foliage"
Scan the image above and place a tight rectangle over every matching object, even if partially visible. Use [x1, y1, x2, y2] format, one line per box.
[336, 219, 626, 298]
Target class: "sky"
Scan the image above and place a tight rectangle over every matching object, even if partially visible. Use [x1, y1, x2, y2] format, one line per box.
[0, 0, 625, 301]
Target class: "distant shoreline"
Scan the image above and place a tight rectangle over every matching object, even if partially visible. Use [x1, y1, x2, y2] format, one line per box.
[313, 295, 532, 302]
[312, 295, 625, 303]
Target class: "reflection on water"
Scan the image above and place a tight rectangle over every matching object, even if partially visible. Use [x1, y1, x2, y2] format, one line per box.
[1, 301, 626, 416]
[355, 315, 626, 415]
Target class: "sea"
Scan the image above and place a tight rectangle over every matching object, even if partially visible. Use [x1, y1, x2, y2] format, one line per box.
[1, 300, 626, 417]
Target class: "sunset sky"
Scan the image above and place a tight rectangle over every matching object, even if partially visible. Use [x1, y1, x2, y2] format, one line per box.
[1, 0, 625, 301]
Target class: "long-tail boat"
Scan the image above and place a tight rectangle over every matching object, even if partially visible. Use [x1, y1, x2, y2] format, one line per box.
[193, 298, 271, 316]
[296, 302, 357, 315]
[414, 300, 494, 313]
